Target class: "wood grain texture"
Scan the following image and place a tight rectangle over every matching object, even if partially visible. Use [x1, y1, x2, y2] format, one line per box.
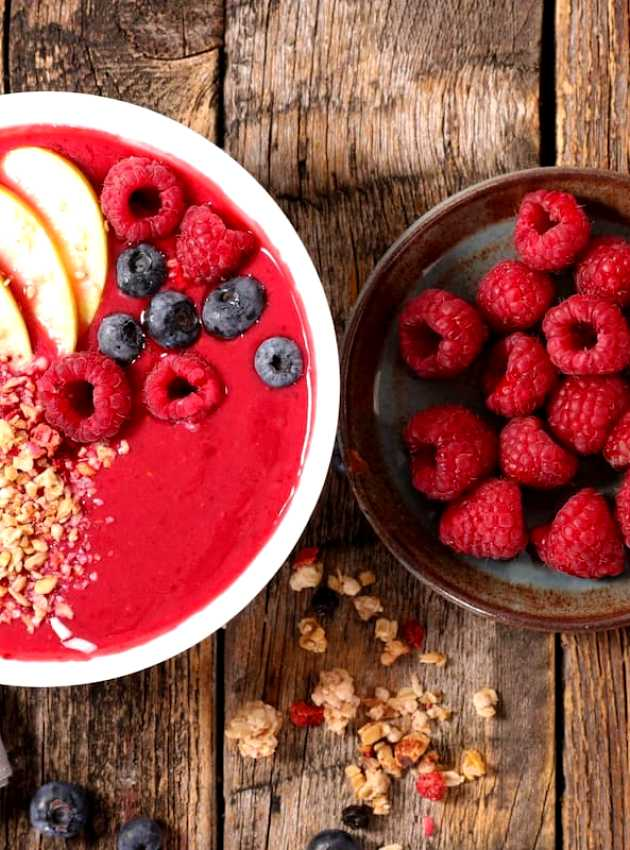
[0, 2, 222, 848]
[223, 2, 555, 848]
[557, 3, 630, 848]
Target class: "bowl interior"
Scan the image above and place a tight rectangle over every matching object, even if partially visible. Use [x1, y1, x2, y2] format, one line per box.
[0, 92, 339, 685]
[342, 168, 630, 631]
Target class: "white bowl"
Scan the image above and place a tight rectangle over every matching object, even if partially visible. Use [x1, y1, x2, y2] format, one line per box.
[0, 92, 339, 687]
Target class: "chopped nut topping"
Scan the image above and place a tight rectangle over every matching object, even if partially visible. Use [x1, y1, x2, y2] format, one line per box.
[442, 769, 465, 787]
[419, 651, 447, 667]
[225, 700, 283, 759]
[358, 721, 391, 746]
[358, 570, 376, 587]
[328, 571, 362, 597]
[374, 741, 402, 778]
[345, 763, 391, 815]
[312, 668, 360, 734]
[380, 639, 410, 667]
[374, 618, 397, 642]
[353, 595, 384, 621]
[473, 687, 499, 717]
[297, 617, 327, 653]
[289, 561, 324, 591]
[461, 748, 487, 780]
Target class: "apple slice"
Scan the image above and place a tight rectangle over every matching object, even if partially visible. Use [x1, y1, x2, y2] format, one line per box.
[0, 277, 32, 362]
[0, 146, 108, 331]
[0, 185, 77, 353]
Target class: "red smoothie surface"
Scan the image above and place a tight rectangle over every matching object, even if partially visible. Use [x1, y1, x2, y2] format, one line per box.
[0, 126, 314, 660]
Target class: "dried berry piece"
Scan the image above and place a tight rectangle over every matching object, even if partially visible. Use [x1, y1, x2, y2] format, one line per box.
[289, 700, 325, 728]
[416, 770, 447, 802]
[401, 619, 425, 649]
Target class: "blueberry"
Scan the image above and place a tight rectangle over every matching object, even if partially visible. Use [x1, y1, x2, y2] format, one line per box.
[202, 275, 266, 339]
[117, 817, 162, 850]
[254, 336, 303, 388]
[117, 244, 167, 298]
[144, 290, 200, 349]
[307, 830, 360, 850]
[98, 313, 145, 363]
[29, 781, 89, 838]
[311, 586, 339, 619]
[341, 804, 371, 830]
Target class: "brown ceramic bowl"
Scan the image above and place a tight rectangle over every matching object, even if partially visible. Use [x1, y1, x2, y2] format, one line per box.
[340, 167, 630, 631]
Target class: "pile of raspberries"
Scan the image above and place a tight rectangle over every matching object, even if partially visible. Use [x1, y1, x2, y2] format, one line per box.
[399, 188, 630, 580]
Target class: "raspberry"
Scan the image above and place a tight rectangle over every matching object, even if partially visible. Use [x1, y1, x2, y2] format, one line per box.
[482, 333, 556, 417]
[500, 416, 577, 489]
[401, 619, 425, 648]
[293, 547, 320, 566]
[542, 295, 630, 375]
[575, 236, 630, 305]
[532, 488, 624, 579]
[439, 478, 527, 560]
[604, 411, 630, 469]
[404, 404, 497, 501]
[38, 353, 131, 443]
[101, 156, 185, 243]
[476, 260, 555, 332]
[176, 205, 257, 286]
[143, 353, 224, 423]
[416, 771, 447, 802]
[399, 289, 487, 379]
[514, 189, 591, 271]
[547, 375, 630, 455]
[289, 701, 325, 728]
[615, 471, 630, 546]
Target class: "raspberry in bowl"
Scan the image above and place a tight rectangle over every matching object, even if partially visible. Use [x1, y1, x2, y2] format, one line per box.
[341, 168, 630, 631]
[0, 92, 338, 686]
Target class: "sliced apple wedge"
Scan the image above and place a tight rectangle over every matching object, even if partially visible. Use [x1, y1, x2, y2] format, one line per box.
[0, 278, 32, 361]
[0, 186, 77, 353]
[0, 146, 108, 331]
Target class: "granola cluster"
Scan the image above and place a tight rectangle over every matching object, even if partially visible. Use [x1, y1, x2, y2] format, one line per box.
[0, 358, 121, 633]
[224, 700, 283, 759]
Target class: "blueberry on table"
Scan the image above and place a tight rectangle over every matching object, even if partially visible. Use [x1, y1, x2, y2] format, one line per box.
[255, 336, 303, 388]
[341, 804, 371, 829]
[311, 586, 340, 619]
[307, 830, 360, 850]
[98, 313, 145, 363]
[202, 275, 266, 339]
[29, 781, 89, 838]
[117, 243, 167, 298]
[144, 290, 200, 349]
[117, 817, 162, 850]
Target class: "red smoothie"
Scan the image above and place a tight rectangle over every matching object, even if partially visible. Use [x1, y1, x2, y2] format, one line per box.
[0, 126, 313, 660]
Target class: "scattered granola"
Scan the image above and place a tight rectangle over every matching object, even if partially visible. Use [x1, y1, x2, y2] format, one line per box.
[345, 762, 391, 815]
[289, 560, 323, 592]
[225, 700, 283, 759]
[380, 639, 410, 667]
[353, 594, 384, 621]
[473, 687, 499, 717]
[328, 571, 362, 597]
[358, 569, 376, 587]
[374, 618, 398, 642]
[394, 731, 430, 767]
[419, 651, 447, 667]
[461, 748, 487, 780]
[312, 668, 360, 733]
[298, 616, 327, 653]
[379, 845, 402, 850]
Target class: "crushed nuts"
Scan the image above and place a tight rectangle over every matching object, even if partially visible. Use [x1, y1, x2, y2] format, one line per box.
[462, 748, 487, 780]
[297, 617, 327, 653]
[473, 687, 499, 717]
[289, 561, 323, 591]
[358, 570, 376, 587]
[345, 763, 391, 815]
[328, 571, 362, 597]
[419, 651, 447, 667]
[394, 731, 430, 767]
[225, 700, 283, 759]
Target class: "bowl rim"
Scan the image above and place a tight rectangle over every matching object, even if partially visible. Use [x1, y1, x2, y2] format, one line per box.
[340, 165, 630, 633]
[0, 91, 339, 686]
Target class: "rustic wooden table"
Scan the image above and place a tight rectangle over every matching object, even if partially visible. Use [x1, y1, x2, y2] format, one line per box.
[0, 1, 626, 849]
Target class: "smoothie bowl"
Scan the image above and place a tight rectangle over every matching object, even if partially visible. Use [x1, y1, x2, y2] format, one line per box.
[0, 92, 338, 686]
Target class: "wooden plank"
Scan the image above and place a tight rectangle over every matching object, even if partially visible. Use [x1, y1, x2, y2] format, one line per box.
[0, 3, 222, 849]
[557, 3, 630, 848]
[223, 2, 555, 849]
